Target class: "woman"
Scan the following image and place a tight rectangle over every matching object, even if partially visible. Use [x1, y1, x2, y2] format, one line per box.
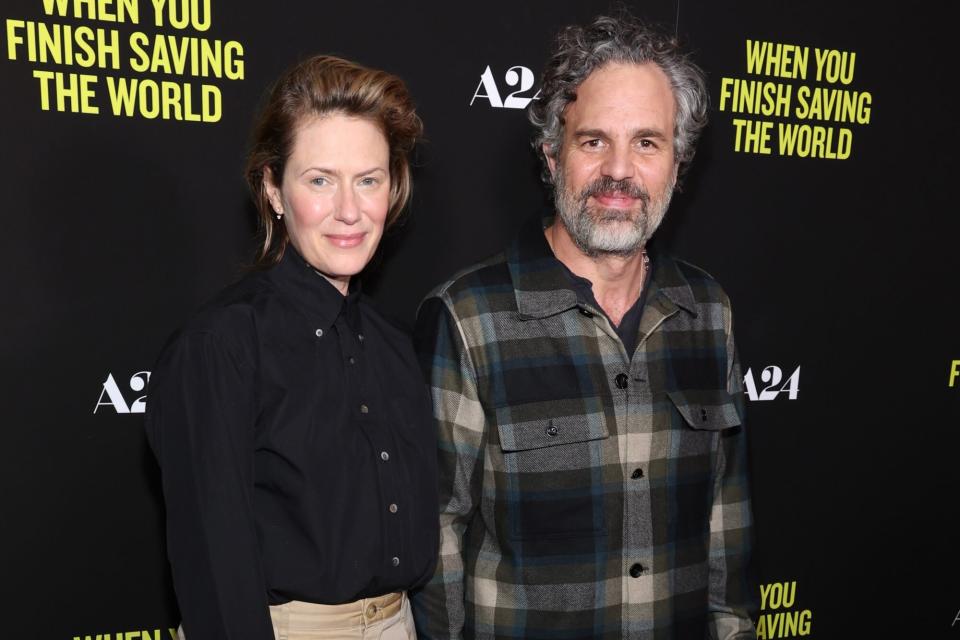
[145, 55, 437, 640]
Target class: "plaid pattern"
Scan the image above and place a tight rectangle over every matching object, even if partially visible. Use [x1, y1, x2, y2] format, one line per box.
[412, 217, 756, 640]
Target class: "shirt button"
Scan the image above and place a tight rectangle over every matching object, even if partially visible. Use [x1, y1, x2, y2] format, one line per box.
[631, 468, 644, 479]
[545, 423, 559, 437]
[578, 307, 594, 318]
[315, 328, 324, 338]
[380, 451, 390, 461]
[348, 356, 356, 365]
[629, 563, 644, 578]
[360, 404, 369, 414]
[358, 333, 365, 343]
[391, 556, 400, 567]
[389, 503, 398, 513]
[615, 373, 629, 389]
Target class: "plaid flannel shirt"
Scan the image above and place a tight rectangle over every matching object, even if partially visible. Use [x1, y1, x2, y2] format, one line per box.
[412, 216, 756, 640]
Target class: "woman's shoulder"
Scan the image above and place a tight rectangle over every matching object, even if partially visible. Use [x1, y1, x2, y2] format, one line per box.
[147, 275, 272, 413]
[160, 270, 277, 360]
[190, 271, 273, 330]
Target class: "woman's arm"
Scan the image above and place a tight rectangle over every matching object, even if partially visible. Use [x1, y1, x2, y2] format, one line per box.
[145, 329, 275, 640]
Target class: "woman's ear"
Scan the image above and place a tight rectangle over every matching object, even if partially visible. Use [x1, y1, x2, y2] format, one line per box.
[263, 166, 283, 215]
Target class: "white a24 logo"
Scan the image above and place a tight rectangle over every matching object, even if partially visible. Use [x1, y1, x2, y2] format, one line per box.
[93, 371, 150, 414]
[744, 366, 800, 401]
[470, 65, 540, 109]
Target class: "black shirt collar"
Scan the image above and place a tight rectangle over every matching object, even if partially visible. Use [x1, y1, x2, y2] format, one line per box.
[267, 246, 363, 333]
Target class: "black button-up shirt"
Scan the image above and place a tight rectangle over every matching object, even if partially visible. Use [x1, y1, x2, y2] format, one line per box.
[145, 248, 438, 640]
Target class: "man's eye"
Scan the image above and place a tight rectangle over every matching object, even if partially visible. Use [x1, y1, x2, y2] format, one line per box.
[584, 139, 603, 148]
[638, 139, 657, 149]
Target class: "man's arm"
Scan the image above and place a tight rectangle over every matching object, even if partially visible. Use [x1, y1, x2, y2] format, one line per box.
[707, 305, 759, 640]
[411, 296, 488, 640]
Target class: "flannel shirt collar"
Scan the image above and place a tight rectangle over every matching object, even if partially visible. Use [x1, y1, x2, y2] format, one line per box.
[507, 214, 698, 320]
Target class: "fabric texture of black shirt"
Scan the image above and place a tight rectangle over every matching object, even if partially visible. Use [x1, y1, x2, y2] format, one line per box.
[144, 248, 439, 640]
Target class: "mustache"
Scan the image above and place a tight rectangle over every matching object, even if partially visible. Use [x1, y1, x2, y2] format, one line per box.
[579, 176, 650, 204]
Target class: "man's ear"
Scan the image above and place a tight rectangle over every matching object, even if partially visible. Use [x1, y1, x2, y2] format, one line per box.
[543, 144, 558, 179]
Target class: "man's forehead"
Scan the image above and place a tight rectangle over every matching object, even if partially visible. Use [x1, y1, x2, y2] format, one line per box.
[563, 61, 676, 127]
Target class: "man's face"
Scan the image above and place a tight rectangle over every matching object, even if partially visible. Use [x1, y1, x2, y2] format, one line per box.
[547, 62, 679, 258]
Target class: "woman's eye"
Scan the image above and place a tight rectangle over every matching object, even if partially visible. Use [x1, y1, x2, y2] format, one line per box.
[359, 177, 378, 187]
[311, 177, 328, 186]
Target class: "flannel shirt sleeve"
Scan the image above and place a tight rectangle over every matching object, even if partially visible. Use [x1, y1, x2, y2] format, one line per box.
[411, 296, 488, 640]
[707, 304, 759, 640]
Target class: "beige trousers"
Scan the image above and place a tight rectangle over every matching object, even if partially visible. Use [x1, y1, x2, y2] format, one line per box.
[178, 591, 416, 640]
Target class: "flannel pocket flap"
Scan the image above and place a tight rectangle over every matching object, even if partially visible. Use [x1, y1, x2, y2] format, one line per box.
[497, 414, 609, 452]
[667, 389, 742, 431]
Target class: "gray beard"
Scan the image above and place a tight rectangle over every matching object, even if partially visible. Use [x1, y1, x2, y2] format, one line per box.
[554, 172, 673, 259]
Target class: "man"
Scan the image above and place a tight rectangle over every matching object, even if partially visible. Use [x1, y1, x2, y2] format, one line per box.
[413, 13, 756, 640]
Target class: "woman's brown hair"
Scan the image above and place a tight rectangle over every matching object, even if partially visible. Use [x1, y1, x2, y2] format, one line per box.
[245, 55, 422, 267]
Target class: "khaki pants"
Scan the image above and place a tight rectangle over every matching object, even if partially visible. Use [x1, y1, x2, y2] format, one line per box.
[178, 591, 416, 640]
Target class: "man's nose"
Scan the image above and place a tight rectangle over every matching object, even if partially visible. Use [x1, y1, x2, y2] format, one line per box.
[600, 145, 635, 182]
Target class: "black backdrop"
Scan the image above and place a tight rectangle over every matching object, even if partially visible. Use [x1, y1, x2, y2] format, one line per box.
[1, 1, 958, 638]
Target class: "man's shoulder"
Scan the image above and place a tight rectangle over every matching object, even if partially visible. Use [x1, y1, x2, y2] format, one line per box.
[424, 251, 514, 311]
[666, 255, 733, 309]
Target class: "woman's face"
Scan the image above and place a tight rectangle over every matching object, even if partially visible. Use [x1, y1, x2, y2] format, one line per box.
[266, 113, 391, 294]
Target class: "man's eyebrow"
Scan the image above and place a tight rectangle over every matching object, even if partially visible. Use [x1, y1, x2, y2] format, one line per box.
[572, 128, 609, 139]
[572, 128, 669, 140]
[632, 128, 668, 140]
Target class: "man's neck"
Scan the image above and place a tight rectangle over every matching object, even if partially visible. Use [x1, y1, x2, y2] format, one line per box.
[545, 219, 648, 327]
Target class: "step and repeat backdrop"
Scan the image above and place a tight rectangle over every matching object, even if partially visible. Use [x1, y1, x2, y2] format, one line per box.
[1, 0, 957, 638]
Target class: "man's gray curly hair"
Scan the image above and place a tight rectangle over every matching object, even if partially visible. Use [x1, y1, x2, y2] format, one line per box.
[529, 13, 708, 184]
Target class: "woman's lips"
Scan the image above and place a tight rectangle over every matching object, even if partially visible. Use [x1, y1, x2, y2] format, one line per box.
[325, 233, 366, 248]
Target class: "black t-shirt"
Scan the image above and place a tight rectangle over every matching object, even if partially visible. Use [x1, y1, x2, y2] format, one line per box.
[559, 257, 653, 358]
